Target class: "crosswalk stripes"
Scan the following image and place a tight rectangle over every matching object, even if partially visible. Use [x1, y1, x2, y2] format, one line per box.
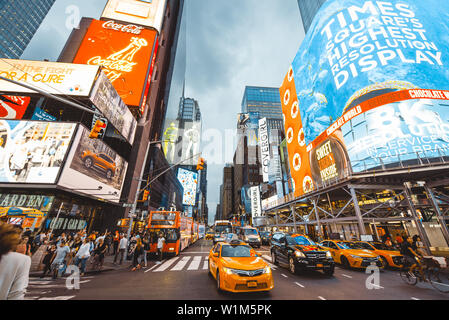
[203, 259, 209, 270]
[25, 277, 86, 300]
[172, 256, 191, 271]
[187, 256, 202, 270]
[152, 257, 179, 272]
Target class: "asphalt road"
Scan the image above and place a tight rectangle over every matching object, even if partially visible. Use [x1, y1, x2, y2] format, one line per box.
[25, 239, 449, 300]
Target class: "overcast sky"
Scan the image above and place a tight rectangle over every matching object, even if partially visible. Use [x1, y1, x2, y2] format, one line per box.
[22, 0, 305, 224]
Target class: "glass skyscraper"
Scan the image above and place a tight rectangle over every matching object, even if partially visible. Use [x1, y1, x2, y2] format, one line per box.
[0, 0, 56, 58]
[297, 0, 327, 33]
[241, 86, 283, 131]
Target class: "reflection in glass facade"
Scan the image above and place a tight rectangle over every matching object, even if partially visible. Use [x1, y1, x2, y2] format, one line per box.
[0, 0, 56, 58]
[297, 0, 327, 33]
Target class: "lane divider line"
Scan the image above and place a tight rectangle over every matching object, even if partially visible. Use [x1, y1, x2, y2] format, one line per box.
[281, 274, 288, 278]
[295, 282, 305, 288]
[411, 297, 420, 300]
[341, 274, 352, 279]
[318, 296, 326, 300]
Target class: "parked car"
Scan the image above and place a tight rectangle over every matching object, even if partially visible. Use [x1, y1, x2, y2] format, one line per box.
[271, 232, 335, 276]
[81, 150, 116, 179]
[238, 226, 261, 248]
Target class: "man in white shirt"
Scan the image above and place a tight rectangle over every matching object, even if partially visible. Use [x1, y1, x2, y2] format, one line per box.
[156, 233, 165, 264]
[74, 238, 91, 276]
[114, 235, 128, 265]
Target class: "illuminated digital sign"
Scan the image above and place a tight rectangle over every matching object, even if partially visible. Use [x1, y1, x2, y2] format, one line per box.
[73, 19, 157, 109]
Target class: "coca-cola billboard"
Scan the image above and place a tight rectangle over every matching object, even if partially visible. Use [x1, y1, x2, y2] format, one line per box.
[73, 19, 157, 109]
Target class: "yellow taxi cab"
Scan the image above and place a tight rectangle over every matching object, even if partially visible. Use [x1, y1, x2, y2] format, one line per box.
[345, 241, 403, 268]
[205, 230, 215, 240]
[208, 235, 273, 293]
[319, 240, 381, 269]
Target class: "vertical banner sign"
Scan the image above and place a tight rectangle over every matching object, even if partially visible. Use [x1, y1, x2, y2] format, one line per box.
[258, 118, 270, 183]
[250, 186, 262, 218]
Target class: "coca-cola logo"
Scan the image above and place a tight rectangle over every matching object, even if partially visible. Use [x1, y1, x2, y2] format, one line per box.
[102, 20, 144, 35]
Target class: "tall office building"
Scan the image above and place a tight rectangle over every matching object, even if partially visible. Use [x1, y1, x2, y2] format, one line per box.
[242, 86, 283, 131]
[178, 97, 202, 122]
[297, 0, 327, 33]
[0, 0, 56, 58]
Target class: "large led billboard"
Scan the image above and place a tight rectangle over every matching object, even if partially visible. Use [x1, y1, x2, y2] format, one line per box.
[101, 0, 167, 34]
[72, 19, 157, 109]
[177, 168, 198, 206]
[58, 125, 128, 203]
[281, 0, 449, 198]
[0, 121, 76, 184]
[0, 59, 100, 97]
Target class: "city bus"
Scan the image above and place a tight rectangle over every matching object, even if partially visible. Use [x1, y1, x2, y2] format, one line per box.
[146, 210, 183, 256]
[212, 220, 233, 244]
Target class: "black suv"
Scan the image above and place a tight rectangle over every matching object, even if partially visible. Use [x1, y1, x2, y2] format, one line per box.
[270, 232, 335, 276]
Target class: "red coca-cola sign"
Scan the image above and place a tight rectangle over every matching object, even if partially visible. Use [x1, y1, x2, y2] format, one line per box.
[102, 20, 144, 35]
[0, 95, 31, 119]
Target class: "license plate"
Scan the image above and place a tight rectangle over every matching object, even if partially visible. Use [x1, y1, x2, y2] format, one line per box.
[247, 281, 257, 288]
[316, 264, 323, 268]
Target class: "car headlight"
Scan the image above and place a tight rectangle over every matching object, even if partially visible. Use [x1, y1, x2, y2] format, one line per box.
[263, 266, 271, 274]
[295, 251, 306, 258]
[350, 255, 362, 259]
[326, 251, 332, 258]
[222, 267, 236, 275]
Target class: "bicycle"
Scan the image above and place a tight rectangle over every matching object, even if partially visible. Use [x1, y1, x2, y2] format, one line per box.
[400, 256, 449, 293]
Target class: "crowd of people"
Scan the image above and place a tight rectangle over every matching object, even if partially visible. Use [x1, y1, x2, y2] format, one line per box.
[0, 221, 167, 300]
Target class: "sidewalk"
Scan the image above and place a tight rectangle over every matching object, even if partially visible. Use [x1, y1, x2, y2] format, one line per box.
[29, 252, 132, 278]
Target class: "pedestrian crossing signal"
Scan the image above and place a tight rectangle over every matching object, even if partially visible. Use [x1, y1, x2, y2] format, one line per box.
[196, 157, 205, 171]
[89, 120, 106, 139]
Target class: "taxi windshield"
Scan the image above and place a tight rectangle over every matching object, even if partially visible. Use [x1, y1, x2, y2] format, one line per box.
[292, 236, 315, 246]
[336, 242, 351, 249]
[244, 229, 258, 236]
[221, 245, 253, 257]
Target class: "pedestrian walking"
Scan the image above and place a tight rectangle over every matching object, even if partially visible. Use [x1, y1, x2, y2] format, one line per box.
[156, 233, 165, 264]
[131, 238, 143, 271]
[0, 222, 31, 300]
[40, 244, 56, 278]
[15, 235, 32, 257]
[74, 238, 91, 276]
[114, 234, 128, 265]
[113, 231, 120, 255]
[142, 235, 150, 267]
[93, 238, 107, 268]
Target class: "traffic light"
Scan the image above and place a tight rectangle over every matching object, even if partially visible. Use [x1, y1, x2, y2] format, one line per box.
[89, 120, 106, 139]
[196, 157, 205, 171]
[142, 190, 150, 202]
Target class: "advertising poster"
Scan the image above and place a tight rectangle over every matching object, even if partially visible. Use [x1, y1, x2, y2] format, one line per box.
[281, 0, 449, 197]
[31, 107, 57, 122]
[101, 0, 167, 34]
[0, 59, 99, 96]
[0, 96, 31, 120]
[0, 120, 76, 184]
[258, 118, 270, 182]
[177, 168, 198, 206]
[90, 71, 137, 144]
[162, 119, 180, 164]
[58, 126, 128, 203]
[181, 121, 201, 166]
[73, 19, 157, 108]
